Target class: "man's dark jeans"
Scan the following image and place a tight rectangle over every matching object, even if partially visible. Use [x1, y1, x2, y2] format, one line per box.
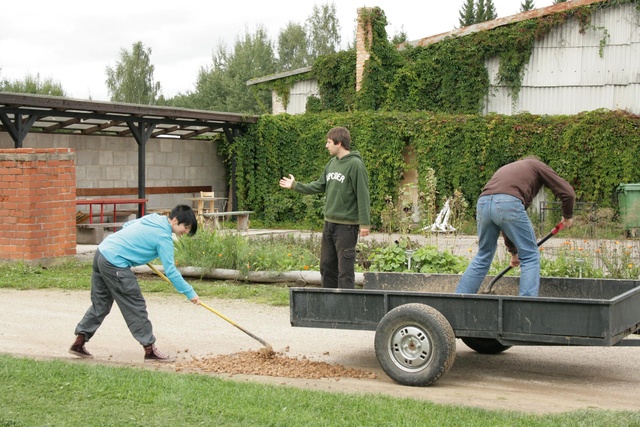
[320, 222, 360, 289]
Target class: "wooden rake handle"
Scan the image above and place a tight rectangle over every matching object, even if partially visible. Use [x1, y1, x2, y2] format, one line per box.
[145, 262, 273, 351]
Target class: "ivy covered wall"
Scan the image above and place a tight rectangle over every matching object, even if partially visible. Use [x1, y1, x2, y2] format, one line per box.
[304, 1, 638, 115]
[234, 1, 640, 229]
[227, 110, 640, 229]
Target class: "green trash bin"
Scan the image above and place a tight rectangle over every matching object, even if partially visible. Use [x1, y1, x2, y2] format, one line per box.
[616, 183, 640, 233]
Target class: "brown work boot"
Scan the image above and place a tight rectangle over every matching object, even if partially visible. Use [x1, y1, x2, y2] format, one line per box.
[69, 334, 93, 359]
[143, 344, 175, 363]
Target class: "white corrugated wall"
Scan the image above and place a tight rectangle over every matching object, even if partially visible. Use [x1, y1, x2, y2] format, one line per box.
[484, 4, 640, 115]
[285, 80, 319, 115]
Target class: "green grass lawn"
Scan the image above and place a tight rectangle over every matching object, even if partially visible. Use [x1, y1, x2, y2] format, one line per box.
[0, 260, 290, 306]
[1, 355, 638, 427]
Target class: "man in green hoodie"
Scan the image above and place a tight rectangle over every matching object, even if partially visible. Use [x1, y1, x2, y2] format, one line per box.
[279, 126, 371, 289]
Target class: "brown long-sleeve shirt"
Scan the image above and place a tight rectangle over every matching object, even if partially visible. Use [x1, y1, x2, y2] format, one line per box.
[481, 157, 575, 253]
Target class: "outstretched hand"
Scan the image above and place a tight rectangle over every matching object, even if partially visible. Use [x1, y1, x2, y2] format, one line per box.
[279, 174, 295, 189]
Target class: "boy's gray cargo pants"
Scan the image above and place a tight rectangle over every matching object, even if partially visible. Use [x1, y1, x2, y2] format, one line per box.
[74, 250, 155, 347]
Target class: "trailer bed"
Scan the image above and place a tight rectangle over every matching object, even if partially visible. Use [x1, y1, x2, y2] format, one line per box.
[290, 274, 640, 346]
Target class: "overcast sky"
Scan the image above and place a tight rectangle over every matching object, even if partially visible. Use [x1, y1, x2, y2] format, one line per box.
[0, 0, 553, 101]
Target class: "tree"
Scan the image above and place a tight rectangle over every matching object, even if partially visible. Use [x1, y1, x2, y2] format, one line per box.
[458, 0, 476, 27]
[483, 0, 498, 21]
[459, 0, 498, 26]
[520, 0, 536, 12]
[553, 0, 567, 3]
[186, 26, 276, 115]
[187, 44, 233, 112]
[390, 29, 408, 46]
[226, 26, 277, 113]
[165, 2, 342, 111]
[475, 0, 487, 23]
[306, 2, 341, 62]
[277, 22, 309, 71]
[105, 41, 161, 104]
[0, 73, 66, 96]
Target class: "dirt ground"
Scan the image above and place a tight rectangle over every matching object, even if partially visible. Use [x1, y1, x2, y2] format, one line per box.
[1, 288, 639, 415]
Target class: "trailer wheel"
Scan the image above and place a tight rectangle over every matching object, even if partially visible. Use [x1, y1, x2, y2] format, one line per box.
[375, 303, 456, 387]
[461, 337, 511, 354]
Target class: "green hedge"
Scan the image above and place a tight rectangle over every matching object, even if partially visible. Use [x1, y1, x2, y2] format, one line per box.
[225, 110, 640, 230]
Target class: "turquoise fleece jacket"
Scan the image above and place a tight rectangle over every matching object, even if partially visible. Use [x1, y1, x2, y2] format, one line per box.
[292, 150, 371, 227]
[97, 213, 196, 300]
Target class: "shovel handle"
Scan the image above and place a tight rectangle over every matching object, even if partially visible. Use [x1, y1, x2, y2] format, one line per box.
[536, 221, 564, 246]
[487, 264, 512, 289]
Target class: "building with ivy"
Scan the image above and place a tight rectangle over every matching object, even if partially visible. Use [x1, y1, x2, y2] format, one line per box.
[249, 0, 639, 117]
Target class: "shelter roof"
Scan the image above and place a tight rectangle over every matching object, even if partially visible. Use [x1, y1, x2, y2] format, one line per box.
[247, 66, 313, 86]
[0, 92, 258, 140]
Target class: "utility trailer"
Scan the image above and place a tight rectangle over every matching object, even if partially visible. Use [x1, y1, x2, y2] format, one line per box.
[289, 273, 640, 386]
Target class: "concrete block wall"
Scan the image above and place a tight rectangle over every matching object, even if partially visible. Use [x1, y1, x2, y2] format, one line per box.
[0, 133, 227, 210]
[0, 148, 76, 262]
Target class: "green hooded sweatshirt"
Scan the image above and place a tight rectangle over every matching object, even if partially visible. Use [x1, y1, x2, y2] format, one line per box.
[292, 150, 371, 227]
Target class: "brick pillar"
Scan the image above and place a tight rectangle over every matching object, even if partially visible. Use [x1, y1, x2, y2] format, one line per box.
[356, 7, 373, 92]
[0, 148, 76, 263]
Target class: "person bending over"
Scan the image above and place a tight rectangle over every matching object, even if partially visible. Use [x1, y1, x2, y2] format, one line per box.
[69, 205, 200, 363]
[456, 156, 575, 297]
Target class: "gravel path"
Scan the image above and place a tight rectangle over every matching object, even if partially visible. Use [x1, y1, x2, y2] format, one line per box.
[2, 288, 639, 414]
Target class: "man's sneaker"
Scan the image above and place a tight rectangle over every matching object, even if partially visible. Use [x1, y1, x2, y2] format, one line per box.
[144, 344, 175, 363]
[69, 334, 93, 359]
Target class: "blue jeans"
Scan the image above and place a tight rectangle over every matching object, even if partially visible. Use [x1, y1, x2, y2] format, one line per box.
[456, 194, 540, 296]
[320, 222, 360, 289]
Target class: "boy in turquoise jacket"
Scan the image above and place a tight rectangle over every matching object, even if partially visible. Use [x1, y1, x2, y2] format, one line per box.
[69, 205, 199, 363]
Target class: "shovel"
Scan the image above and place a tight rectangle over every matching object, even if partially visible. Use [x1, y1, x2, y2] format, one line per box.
[146, 263, 274, 354]
[482, 221, 565, 294]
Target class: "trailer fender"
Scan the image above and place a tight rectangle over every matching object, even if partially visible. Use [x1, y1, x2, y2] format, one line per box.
[461, 337, 512, 354]
[374, 303, 456, 387]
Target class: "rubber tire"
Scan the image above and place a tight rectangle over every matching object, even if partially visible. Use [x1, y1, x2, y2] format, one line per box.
[461, 337, 511, 354]
[374, 303, 456, 387]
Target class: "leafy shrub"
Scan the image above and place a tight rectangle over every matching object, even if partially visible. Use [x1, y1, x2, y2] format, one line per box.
[367, 237, 468, 273]
[539, 252, 604, 279]
[412, 245, 468, 274]
[368, 242, 408, 272]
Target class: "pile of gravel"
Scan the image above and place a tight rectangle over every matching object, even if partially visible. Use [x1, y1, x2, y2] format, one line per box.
[175, 347, 376, 380]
